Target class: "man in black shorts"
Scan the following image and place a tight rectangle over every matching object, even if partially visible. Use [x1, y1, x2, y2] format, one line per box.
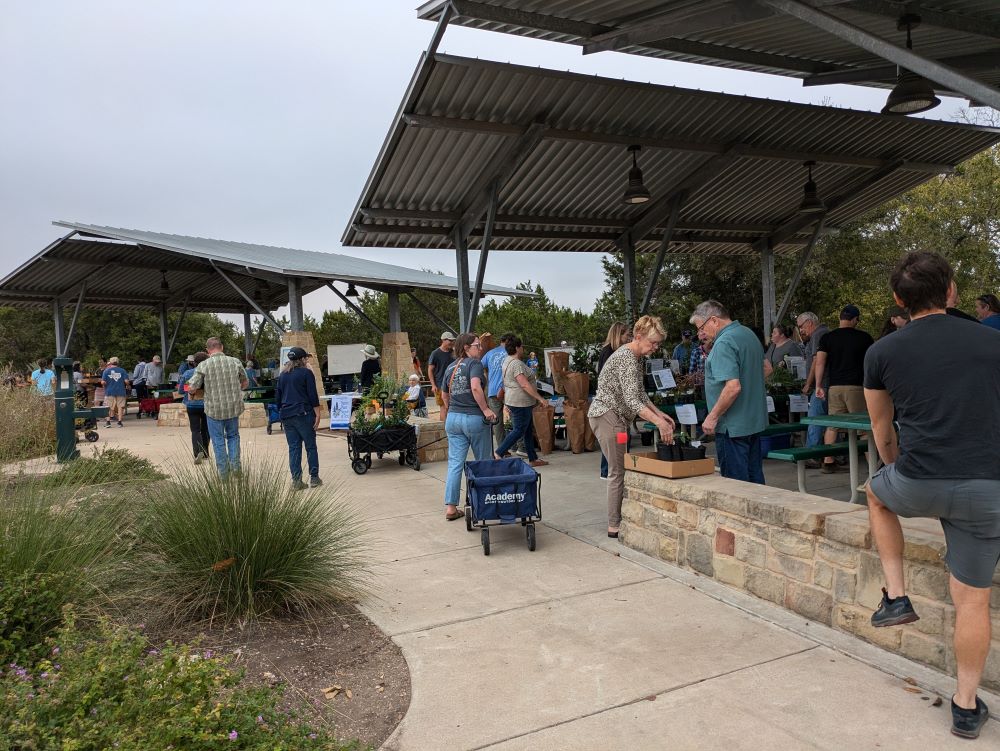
[864, 251, 1000, 739]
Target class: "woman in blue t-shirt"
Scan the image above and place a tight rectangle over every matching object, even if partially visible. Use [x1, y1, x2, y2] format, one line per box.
[30, 359, 55, 396]
[440, 333, 496, 521]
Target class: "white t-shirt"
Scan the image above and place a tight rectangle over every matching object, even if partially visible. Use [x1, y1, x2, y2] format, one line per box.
[405, 385, 421, 400]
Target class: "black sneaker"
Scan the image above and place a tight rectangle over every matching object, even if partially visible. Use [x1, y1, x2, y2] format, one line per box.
[804, 459, 822, 470]
[952, 696, 989, 739]
[104, 421, 111, 429]
[309, 477, 323, 488]
[871, 587, 919, 627]
[292, 479, 308, 491]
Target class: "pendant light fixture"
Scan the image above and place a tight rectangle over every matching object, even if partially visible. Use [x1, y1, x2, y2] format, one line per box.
[622, 144, 651, 205]
[159, 270, 170, 293]
[882, 15, 940, 116]
[799, 161, 826, 215]
[345, 282, 359, 298]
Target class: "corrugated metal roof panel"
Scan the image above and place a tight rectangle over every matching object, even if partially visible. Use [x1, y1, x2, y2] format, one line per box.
[342, 54, 1000, 253]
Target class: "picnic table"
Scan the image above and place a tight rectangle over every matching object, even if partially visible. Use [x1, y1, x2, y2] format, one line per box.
[800, 412, 875, 503]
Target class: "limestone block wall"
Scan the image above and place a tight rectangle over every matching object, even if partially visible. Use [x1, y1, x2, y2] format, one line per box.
[620, 471, 1000, 691]
[158, 402, 266, 429]
[410, 416, 448, 464]
[382, 332, 413, 381]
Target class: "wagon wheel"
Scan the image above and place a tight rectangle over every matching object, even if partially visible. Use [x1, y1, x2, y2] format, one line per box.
[84, 430, 99, 443]
[351, 458, 368, 475]
[465, 507, 473, 532]
[364, 455, 372, 469]
[266, 424, 272, 435]
[398, 453, 406, 466]
[481, 527, 490, 556]
[526, 523, 536, 551]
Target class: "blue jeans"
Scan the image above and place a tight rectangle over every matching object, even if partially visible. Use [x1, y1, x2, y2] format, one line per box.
[444, 412, 492, 507]
[715, 431, 765, 484]
[282, 413, 319, 481]
[806, 393, 828, 447]
[496, 405, 537, 461]
[206, 416, 241, 477]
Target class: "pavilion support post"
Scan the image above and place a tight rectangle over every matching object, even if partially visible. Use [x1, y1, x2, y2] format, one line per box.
[640, 193, 684, 316]
[775, 216, 826, 326]
[761, 0, 1000, 112]
[326, 283, 384, 336]
[52, 299, 66, 357]
[63, 282, 87, 356]
[404, 291, 457, 335]
[165, 293, 190, 365]
[158, 302, 170, 366]
[243, 312, 253, 359]
[287, 277, 304, 332]
[387, 289, 402, 332]
[621, 235, 637, 327]
[454, 229, 472, 333]
[761, 244, 776, 341]
[469, 182, 498, 331]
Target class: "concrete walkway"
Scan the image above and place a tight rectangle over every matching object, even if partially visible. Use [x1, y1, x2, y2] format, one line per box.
[70, 420, 998, 749]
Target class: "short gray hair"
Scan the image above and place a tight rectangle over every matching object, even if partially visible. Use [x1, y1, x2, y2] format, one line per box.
[795, 311, 819, 326]
[689, 300, 729, 325]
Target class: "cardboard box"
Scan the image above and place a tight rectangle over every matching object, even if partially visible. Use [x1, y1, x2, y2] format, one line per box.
[624, 451, 716, 479]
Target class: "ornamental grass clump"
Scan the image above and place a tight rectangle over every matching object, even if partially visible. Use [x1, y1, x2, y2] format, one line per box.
[37, 446, 166, 488]
[0, 484, 131, 667]
[137, 458, 374, 627]
[0, 369, 56, 464]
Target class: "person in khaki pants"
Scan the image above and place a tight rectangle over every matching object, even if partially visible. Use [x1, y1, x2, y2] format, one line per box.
[588, 316, 675, 539]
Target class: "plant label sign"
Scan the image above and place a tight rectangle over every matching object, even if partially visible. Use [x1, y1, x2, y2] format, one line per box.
[328, 394, 353, 430]
[645, 358, 665, 374]
[766, 396, 776, 413]
[651, 369, 676, 390]
[788, 394, 809, 412]
[675, 404, 699, 425]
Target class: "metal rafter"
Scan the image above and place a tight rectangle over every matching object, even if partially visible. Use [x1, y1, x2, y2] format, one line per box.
[803, 50, 1000, 87]
[63, 282, 87, 355]
[775, 215, 827, 325]
[404, 291, 457, 334]
[759, 0, 1000, 111]
[640, 192, 686, 316]
[845, 1, 1000, 42]
[210, 261, 286, 333]
[469, 181, 499, 331]
[165, 292, 191, 364]
[401, 112, 954, 173]
[326, 282, 385, 336]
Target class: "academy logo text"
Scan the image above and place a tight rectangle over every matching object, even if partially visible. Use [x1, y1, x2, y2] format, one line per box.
[483, 492, 525, 504]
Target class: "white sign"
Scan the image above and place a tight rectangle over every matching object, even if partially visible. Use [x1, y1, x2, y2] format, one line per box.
[326, 343, 369, 376]
[651, 369, 676, 390]
[536, 380, 554, 395]
[787, 356, 807, 380]
[279, 346, 294, 368]
[675, 403, 699, 425]
[788, 394, 809, 412]
[327, 394, 354, 430]
[645, 358, 664, 374]
[766, 396, 776, 413]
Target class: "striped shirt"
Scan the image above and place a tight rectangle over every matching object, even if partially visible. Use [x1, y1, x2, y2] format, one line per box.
[187, 352, 247, 420]
[588, 346, 651, 422]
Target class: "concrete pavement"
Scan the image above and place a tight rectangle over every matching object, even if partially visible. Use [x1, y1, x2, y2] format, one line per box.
[67, 419, 999, 749]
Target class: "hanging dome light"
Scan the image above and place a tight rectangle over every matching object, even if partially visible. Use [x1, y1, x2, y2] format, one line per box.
[159, 270, 170, 292]
[622, 145, 651, 205]
[882, 15, 940, 116]
[345, 282, 359, 298]
[799, 161, 826, 215]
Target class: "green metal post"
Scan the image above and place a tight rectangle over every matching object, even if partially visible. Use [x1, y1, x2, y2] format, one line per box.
[53, 356, 79, 462]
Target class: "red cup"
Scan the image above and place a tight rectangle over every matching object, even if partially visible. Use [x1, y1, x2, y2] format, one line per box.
[616, 431, 628, 444]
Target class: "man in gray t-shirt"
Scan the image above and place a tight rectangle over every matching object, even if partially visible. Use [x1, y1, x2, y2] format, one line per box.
[795, 312, 829, 450]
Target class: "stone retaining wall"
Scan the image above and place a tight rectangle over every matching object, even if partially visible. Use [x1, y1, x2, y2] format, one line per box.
[620, 470, 1000, 691]
[157, 402, 267, 429]
[410, 416, 448, 464]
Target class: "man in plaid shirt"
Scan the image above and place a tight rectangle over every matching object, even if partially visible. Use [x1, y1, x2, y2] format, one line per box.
[187, 337, 248, 477]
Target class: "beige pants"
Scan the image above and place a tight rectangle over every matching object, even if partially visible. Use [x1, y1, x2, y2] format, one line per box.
[590, 410, 628, 528]
[827, 384, 866, 415]
[104, 395, 126, 422]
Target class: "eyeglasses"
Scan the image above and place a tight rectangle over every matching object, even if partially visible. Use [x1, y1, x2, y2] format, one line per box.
[469, 342, 482, 349]
[695, 316, 716, 334]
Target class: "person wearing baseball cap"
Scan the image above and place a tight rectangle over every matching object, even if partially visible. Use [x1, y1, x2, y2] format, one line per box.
[274, 346, 322, 490]
[813, 304, 874, 473]
[671, 328, 694, 376]
[427, 331, 457, 422]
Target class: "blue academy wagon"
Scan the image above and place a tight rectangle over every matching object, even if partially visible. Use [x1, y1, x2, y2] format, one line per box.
[464, 457, 541, 556]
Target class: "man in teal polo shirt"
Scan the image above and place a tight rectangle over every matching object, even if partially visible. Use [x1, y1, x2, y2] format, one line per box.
[689, 300, 768, 483]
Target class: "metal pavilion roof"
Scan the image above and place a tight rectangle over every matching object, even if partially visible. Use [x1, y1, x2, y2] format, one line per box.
[0, 221, 531, 313]
[416, 1, 1000, 97]
[342, 53, 1000, 258]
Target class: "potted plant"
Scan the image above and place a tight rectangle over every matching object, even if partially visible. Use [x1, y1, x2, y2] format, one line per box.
[657, 432, 685, 461]
[679, 432, 707, 461]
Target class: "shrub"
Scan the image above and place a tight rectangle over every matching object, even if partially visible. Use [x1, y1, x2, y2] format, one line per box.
[136, 459, 374, 627]
[0, 485, 131, 666]
[37, 446, 166, 488]
[0, 611, 361, 750]
[0, 373, 56, 463]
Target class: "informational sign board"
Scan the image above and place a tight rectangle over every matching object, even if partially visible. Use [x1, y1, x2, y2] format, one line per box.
[788, 394, 809, 412]
[787, 356, 807, 380]
[766, 396, 776, 413]
[326, 344, 368, 376]
[651, 369, 676, 390]
[279, 346, 293, 368]
[326, 393, 356, 430]
[675, 403, 699, 425]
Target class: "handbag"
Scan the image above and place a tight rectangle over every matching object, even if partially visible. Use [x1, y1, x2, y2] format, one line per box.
[496, 357, 515, 403]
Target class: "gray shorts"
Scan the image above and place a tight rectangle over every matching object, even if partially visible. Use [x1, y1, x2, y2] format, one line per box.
[869, 463, 1000, 589]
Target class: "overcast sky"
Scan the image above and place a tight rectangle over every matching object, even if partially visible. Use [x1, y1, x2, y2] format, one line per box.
[0, 1, 966, 321]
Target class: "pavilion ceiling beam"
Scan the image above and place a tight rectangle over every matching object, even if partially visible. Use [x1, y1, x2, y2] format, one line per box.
[401, 113, 954, 173]
[803, 50, 1000, 87]
[42, 253, 214, 275]
[844, 1, 1000, 42]
[210, 261, 286, 333]
[418, 0, 604, 38]
[754, 159, 903, 251]
[453, 121, 547, 242]
[759, 0, 1000, 111]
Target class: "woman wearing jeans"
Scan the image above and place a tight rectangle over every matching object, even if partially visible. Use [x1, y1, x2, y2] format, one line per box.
[441, 333, 496, 521]
[494, 336, 549, 467]
[588, 316, 675, 538]
[274, 346, 323, 490]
